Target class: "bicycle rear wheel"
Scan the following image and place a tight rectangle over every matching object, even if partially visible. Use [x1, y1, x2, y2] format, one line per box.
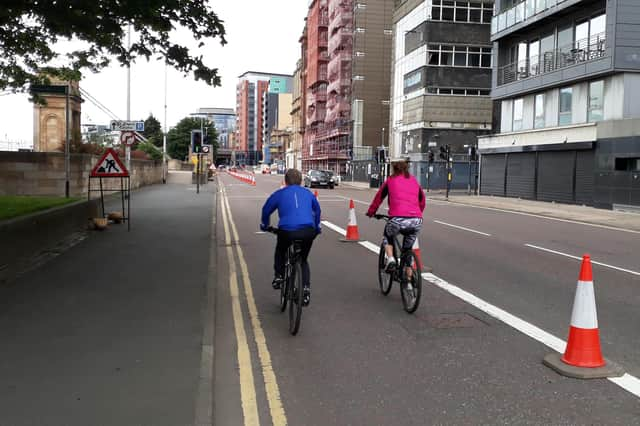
[378, 244, 393, 295]
[400, 263, 422, 314]
[288, 260, 304, 335]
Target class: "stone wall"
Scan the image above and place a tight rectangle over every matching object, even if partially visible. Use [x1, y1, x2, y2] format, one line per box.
[0, 151, 162, 197]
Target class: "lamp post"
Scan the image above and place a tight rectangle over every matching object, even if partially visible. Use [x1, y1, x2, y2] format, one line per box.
[163, 63, 167, 184]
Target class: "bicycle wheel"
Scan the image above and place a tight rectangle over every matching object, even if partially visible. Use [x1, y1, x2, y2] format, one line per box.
[400, 262, 422, 314]
[377, 244, 393, 295]
[288, 260, 304, 335]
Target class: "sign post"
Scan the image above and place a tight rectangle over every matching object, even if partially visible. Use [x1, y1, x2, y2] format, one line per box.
[88, 148, 131, 231]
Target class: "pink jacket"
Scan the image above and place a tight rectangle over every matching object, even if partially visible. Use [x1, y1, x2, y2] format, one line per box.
[367, 174, 425, 218]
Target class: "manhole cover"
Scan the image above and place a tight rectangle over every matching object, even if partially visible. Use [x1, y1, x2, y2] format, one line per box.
[418, 312, 487, 329]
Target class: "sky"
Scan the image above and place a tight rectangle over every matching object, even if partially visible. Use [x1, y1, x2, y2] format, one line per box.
[0, 1, 309, 147]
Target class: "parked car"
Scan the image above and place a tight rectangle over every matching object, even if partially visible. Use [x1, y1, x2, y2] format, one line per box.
[322, 170, 339, 186]
[304, 170, 334, 189]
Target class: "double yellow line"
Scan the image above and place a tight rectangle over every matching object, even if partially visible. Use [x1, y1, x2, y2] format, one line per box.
[219, 184, 287, 426]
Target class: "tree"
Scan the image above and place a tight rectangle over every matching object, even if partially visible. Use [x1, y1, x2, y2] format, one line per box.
[143, 114, 163, 148]
[0, 1, 226, 92]
[167, 117, 217, 161]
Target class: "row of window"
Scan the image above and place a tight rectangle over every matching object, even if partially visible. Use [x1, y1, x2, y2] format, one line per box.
[427, 87, 491, 96]
[427, 44, 492, 68]
[432, 1, 494, 24]
[511, 80, 604, 131]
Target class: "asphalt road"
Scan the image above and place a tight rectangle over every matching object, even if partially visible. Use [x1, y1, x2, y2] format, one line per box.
[215, 172, 640, 425]
[1, 173, 638, 425]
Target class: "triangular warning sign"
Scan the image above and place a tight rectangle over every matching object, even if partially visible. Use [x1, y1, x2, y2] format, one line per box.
[90, 148, 129, 177]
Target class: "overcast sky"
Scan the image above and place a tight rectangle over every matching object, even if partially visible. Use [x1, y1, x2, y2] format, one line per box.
[0, 1, 308, 146]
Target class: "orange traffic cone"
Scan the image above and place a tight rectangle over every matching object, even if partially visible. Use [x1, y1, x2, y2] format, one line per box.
[543, 255, 624, 379]
[251, 175, 256, 186]
[314, 190, 319, 198]
[412, 238, 423, 270]
[340, 199, 360, 242]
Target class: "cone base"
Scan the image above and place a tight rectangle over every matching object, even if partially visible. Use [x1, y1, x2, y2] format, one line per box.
[543, 353, 624, 379]
[339, 238, 361, 243]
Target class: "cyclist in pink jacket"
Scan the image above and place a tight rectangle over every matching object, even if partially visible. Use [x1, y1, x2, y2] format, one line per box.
[366, 157, 425, 275]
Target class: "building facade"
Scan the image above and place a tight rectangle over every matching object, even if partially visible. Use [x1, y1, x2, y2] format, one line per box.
[289, 59, 306, 170]
[479, 0, 640, 208]
[300, 0, 394, 175]
[235, 72, 292, 165]
[262, 92, 293, 164]
[196, 107, 235, 149]
[390, 0, 493, 166]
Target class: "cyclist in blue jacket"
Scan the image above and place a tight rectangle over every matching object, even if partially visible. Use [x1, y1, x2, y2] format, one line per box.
[261, 168, 321, 306]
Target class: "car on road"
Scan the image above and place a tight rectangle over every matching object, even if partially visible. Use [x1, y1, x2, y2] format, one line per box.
[322, 170, 339, 186]
[304, 169, 334, 189]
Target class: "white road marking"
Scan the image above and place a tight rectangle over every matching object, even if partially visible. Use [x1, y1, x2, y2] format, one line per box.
[525, 244, 640, 277]
[320, 219, 640, 399]
[428, 198, 640, 235]
[433, 220, 492, 237]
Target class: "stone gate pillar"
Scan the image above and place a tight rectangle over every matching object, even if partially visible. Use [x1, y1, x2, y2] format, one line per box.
[32, 80, 82, 152]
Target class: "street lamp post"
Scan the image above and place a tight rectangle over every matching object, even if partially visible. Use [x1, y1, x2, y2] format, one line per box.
[163, 63, 167, 184]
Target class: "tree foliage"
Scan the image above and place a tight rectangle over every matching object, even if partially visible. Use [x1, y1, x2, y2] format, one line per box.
[167, 117, 217, 161]
[0, 1, 226, 92]
[143, 114, 163, 147]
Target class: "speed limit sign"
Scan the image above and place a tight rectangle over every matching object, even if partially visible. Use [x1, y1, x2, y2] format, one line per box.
[120, 131, 136, 146]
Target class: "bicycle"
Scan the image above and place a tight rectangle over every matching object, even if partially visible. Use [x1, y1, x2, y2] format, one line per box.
[373, 214, 422, 313]
[266, 227, 305, 335]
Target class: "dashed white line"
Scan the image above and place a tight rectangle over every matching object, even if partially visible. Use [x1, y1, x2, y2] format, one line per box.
[433, 220, 492, 237]
[525, 244, 640, 277]
[320, 219, 640, 399]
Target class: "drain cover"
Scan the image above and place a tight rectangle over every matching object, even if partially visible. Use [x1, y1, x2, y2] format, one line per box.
[419, 312, 487, 328]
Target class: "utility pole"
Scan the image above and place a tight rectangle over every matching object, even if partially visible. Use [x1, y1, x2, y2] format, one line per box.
[381, 127, 385, 181]
[125, 23, 131, 172]
[163, 63, 167, 184]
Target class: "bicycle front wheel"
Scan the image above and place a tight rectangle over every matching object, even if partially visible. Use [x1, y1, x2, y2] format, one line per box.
[401, 264, 422, 314]
[378, 244, 393, 295]
[288, 260, 304, 335]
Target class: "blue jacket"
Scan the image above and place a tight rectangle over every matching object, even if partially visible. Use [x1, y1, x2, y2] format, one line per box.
[261, 185, 321, 232]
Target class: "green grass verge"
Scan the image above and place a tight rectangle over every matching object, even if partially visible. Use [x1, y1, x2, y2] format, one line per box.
[0, 196, 80, 221]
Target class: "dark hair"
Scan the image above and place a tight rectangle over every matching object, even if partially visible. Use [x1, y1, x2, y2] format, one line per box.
[392, 161, 410, 178]
[285, 168, 302, 185]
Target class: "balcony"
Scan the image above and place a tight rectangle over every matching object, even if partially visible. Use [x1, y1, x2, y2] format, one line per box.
[498, 33, 606, 86]
[492, 0, 572, 37]
[319, 13, 329, 27]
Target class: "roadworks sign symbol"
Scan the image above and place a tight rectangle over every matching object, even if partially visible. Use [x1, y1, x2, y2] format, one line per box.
[90, 148, 129, 177]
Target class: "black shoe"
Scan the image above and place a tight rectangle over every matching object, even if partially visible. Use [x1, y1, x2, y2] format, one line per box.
[302, 287, 311, 306]
[272, 276, 283, 290]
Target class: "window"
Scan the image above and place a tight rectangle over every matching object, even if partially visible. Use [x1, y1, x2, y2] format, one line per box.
[615, 158, 640, 172]
[534, 93, 545, 128]
[588, 80, 604, 122]
[353, 75, 365, 81]
[426, 44, 492, 68]
[427, 87, 490, 96]
[513, 98, 524, 131]
[355, 3, 366, 9]
[528, 40, 540, 76]
[559, 87, 573, 125]
[403, 69, 422, 89]
[431, 1, 493, 24]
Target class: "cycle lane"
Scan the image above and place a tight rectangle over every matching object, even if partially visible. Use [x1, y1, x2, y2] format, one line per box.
[215, 174, 640, 425]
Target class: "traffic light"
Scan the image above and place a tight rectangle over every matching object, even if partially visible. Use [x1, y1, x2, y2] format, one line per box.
[428, 150, 434, 163]
[377, 147, 387, 164]
[191, 130, 203, 153]
[439, 145, 448, 161]
[470, 146, 477, 161]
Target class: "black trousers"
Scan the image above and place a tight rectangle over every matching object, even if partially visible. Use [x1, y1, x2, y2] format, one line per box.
[274, 227, 317, 288]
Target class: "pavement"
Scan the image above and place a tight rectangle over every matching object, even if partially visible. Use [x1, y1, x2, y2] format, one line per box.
[0, 179, 216, 426]
[1, 171, 639, 425]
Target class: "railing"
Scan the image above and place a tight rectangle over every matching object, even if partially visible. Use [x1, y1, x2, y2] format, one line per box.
[319, 13, 329, 27]
[498, 33, 606, 85]
[492, 0, 570, 35]
[319, 51, 330, 61]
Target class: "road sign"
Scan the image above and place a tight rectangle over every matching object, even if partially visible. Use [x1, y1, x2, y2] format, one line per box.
[120, 131, 136, 146]
[202, 144, 212, 154]
[110, 120, 145, 132]
[90, 148, 129, 177]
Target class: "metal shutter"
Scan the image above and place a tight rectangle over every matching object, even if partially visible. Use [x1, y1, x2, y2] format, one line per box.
[575, 150, 595, 206]
[506, 152, 536, 199]
[537, 151, 574, 203]
[480, 154, 506, 196]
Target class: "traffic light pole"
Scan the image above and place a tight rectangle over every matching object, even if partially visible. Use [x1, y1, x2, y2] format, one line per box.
[196, 153, 201, 194]
[445, 145, 451, 201]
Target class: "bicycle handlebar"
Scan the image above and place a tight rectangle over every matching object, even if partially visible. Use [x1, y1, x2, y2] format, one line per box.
[265, 226, 278, 234]
[373, 214, 390, 220]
